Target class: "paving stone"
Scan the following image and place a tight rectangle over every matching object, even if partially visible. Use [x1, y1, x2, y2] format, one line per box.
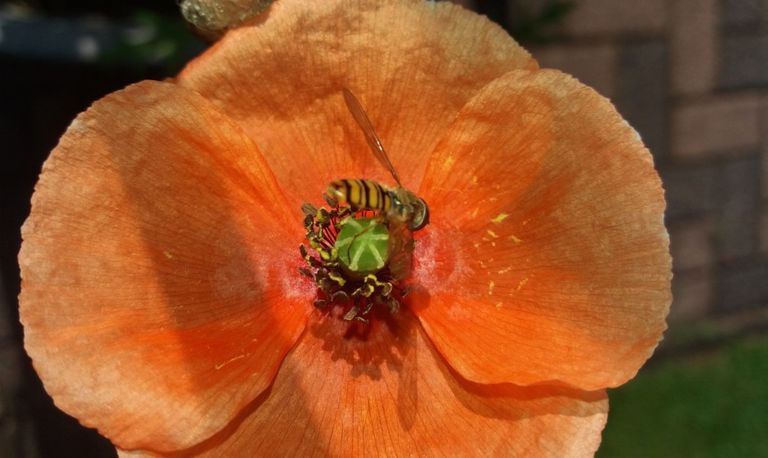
[672, 0, 717, 95]
[670, 219, 715, 272]
[560, 0, 667, 36]
[762, 107, 768, 200]
[672, 95, 762, 158]
[532, 43, 617, 98]
[0, 408, 17, 458]
[614, 41, 668, 158]
[0, 346, 21, 408]
[722, 0, 762, 28]
[0, 345, 24, 458]
[764, 0, 768, 24]
[670, 270, 713, 321]
[721, 33, 768, 89]
[716, 260, 768, 310]
[660, 164, 718, 220]
[716, 156, 761, 261]
[760, 206, 768, 254]
[0, 277, 14, 341]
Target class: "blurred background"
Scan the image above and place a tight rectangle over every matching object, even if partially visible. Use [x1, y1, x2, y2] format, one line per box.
[1, 0, 766, 456]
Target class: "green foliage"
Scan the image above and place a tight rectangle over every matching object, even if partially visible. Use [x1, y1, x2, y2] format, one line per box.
[599, 335, 768, 457]
[101, 10, 203, 74]
[507, 0, 575, 44]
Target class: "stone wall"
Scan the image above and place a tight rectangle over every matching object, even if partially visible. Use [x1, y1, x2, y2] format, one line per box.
[462, 0, 768, 330]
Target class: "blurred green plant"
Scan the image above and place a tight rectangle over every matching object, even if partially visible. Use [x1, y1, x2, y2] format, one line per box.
[600, 334, 768, 457]
[3, 0, 178, 18]
[100, 10, 203, 75]
[507, 0, 575, 43]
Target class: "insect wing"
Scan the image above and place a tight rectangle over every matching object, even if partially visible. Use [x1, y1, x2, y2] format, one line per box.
[386, 217, 414, 281]
[342, 88, 402, 186]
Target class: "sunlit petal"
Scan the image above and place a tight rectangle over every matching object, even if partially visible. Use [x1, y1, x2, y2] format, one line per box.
[178, 0, 536, 205]
[415, 70, 671, 391]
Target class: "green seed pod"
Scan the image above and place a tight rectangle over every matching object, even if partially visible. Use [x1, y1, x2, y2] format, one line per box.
[335, 218, 389, 277]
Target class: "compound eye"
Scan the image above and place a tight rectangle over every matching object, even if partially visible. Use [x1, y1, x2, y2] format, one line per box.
[409, 198, 429, 231]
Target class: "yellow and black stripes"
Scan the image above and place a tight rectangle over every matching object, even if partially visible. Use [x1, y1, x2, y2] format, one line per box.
[328, 179, 393, 213]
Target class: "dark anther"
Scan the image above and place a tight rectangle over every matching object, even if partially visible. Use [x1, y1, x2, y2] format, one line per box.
[323, 193, 338, 208]
[299, 199, 408, 324]
[298, 267, 314, 278]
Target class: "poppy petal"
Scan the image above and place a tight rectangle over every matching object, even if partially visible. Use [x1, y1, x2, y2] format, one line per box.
[415, 69, 672, 390]
[117, 312, 607, 457]
[19, 80, 313, 452]
[177, 0, 536, 205]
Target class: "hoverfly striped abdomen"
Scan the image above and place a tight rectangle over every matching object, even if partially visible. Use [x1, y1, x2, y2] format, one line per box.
[325, 89, 430, 233]
[328, 179, 393, 214]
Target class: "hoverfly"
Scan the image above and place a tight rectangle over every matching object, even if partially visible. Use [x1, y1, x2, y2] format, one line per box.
[329, 88, 429, 230]
[326, 88, 430, 279]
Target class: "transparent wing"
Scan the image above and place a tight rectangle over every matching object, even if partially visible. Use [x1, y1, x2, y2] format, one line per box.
[342, 88, 402, 186]
[386, 217, 414, 281]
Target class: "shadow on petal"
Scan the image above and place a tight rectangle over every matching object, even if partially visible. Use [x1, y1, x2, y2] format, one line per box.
[20, 81, 312, 453]
[136, 309, 607, 457]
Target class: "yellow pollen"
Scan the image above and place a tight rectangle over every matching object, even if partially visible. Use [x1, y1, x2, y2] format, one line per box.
[486, 229, 500, 238]
[470, 207, 479, 218]
[495, 302, 503, 309]
[488, 280, 495, 295]
[508, 234, 522, 243]
[491, 213, 509, 224]
[497, 266, 513, 274]
[516, 277, 529, 291]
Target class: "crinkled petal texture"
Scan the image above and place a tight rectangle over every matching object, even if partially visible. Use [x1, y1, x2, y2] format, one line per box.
[415, 69, 672, 391]
[19, 0, 671, 455]
[19, 81, 314, 452]
[177, 0, 537, 203]
[118, 312, 607, 458]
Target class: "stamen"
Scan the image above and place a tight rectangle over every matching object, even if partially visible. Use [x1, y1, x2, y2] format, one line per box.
[299, 201, 409, 323]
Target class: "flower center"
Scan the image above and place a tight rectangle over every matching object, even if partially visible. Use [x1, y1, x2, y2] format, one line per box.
[299, 199, 411, 323]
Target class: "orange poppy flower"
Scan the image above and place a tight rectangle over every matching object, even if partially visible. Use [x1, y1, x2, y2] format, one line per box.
[19, 0, 671, 456]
